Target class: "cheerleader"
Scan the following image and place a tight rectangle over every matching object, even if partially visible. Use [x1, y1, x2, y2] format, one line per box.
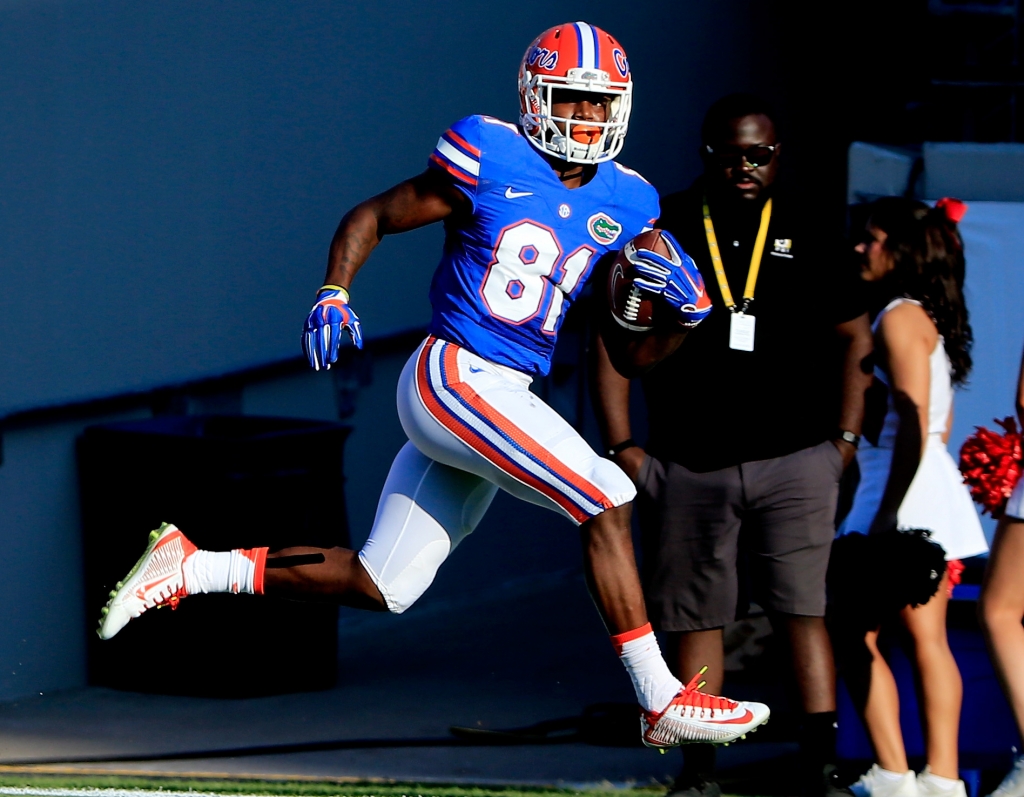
[839, 197, 988, 797]
[978, 344, 1024, 797]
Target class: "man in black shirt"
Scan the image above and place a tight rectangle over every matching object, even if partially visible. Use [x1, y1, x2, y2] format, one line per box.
[595, 94, 872, 797]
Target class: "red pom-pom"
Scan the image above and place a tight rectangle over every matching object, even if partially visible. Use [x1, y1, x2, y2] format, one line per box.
[959, 417, 1023, 517]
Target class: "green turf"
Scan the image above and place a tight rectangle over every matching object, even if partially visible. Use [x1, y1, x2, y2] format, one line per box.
[0, 772, 670, 797]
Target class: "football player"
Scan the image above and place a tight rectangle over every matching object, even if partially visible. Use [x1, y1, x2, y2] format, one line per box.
[98, 22, 767, 748]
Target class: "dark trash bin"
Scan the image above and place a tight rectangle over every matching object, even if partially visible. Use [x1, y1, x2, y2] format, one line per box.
[79, 415, 351, 697]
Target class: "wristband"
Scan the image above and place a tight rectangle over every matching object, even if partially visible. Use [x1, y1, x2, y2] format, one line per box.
[607, 438, 639, 457]
[836, 429, 861, 448]
[318, 284, 349, 301]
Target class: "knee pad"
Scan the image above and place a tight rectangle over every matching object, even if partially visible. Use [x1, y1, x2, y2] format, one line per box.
[358, 446, 495, 614]
[359, 491, 452, 614]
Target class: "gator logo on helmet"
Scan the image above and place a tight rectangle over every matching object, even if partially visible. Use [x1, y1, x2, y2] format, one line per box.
[613, 49, 629, 78]
[588, 213, 623, 245]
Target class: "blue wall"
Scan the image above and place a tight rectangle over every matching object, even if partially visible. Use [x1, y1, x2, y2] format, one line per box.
[0, 0, 770, 700]
[0, 0, 765, 416]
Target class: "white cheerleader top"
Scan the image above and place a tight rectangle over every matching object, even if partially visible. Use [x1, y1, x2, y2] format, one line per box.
[839, 298, 988, 561]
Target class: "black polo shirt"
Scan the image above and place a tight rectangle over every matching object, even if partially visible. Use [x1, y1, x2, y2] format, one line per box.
[640, 177, 865, 472]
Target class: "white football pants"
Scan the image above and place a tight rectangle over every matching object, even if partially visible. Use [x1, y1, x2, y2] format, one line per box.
[358, 336, 636, 613]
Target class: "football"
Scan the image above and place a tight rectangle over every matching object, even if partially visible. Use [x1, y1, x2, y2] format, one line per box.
[607, 229, 673, 332]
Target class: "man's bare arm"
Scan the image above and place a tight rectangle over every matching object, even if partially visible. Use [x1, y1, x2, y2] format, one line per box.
[324, 169, 468, 289]
[605, 326, 689, 377]
[592, 332, 645, 481]
[833, 312, 873, 467]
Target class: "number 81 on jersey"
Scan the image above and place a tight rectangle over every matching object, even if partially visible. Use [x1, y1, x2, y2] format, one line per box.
[480, 221, 597, 334]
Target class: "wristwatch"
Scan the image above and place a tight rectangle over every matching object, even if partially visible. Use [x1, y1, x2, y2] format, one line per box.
[607, 438, 639, 457]
[836, 429, 861, 448]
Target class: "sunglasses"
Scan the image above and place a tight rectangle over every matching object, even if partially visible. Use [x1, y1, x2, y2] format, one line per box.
[704, 144, 778, 168]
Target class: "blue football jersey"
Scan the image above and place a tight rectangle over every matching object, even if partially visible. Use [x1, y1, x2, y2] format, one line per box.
[426, 114, 659, 376]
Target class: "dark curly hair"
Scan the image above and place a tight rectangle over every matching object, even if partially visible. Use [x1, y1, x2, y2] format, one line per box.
[701, 93, 777, 145]
[867, 196, 973, 385]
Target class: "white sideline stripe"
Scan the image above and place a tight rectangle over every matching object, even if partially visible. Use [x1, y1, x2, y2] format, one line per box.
[434, 138, 479, 176]
[0, 789, 280, 797]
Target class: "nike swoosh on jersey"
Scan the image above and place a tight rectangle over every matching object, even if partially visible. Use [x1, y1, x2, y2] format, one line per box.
[468, 365, 485, 373]
[504, 187, 533, 199]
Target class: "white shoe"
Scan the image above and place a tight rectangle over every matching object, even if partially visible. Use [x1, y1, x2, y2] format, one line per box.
[917, 768, 967, 797]
[97, 523, 196, 640]
[850, 765, 920, 797]
[989, 756, 1024, 797]
[640, 669, 770, 748]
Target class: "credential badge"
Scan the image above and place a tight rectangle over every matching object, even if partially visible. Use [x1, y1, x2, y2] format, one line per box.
[587, 212, 623, 245]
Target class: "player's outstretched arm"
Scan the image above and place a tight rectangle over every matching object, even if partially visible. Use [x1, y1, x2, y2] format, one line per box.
[324, 169, 468, 289]
[304, 170, 469, 369]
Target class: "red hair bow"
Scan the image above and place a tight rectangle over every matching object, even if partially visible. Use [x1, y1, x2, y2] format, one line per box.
[936, 197, 968, 223]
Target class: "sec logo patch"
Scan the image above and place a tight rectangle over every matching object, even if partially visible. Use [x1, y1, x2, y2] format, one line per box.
[558, 203, 571, 219]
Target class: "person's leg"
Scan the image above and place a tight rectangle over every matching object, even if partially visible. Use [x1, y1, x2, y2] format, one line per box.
[667, 629, 724, 795]
[642, 460, 741, 692]
[639, 461, 741, 792]
[782, 614, 847, 795]
[979, 515, 1024, 739]
[397, 340, 767, 743]
[262, 545, 383, 609]
[265, 441, 496, 612]
[98, 438, 497, 637]
[901, 572, 960, 780]
[979, 512, 1024, 797]
[580, 503, 647, 633]
[783, 615, 837, 714]
[860, 628, 910, 775]
[97, 341, 502, 637]
[742, 442, 843, 793]
[671, 629, 726, 693]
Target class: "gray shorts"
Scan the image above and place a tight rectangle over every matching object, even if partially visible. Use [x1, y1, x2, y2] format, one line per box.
[636, 440, 844, 632]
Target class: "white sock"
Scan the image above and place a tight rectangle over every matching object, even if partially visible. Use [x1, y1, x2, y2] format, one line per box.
[611, 623, 682, 713]
[183, 549, 263, 595]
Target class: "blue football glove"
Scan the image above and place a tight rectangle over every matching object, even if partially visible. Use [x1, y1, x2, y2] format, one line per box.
[629, 231, 713, 328]
[302, 286, 364, 371]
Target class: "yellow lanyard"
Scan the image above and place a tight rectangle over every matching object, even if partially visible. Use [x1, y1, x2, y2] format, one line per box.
[702, 196, 772, 313]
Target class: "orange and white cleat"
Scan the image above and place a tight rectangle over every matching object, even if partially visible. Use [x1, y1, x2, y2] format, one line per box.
[641, 667, 770, 748]
[97, 523, 196, 640]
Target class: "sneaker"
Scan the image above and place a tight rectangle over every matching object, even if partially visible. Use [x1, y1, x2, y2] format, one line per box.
[640, 669, 770, 748]
[97, 523, 196, 640]
[850, 765, 919, 797]
[917, 768, 967, 797]
[989, 756, 1024, 797]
